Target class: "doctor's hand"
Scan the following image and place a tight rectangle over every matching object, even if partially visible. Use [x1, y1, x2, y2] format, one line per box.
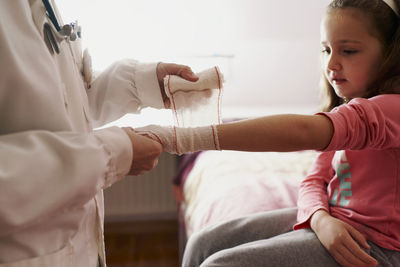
[310, 210, 378, 267]
[157, 62, 199, 108]
[122, 127, 162, 176]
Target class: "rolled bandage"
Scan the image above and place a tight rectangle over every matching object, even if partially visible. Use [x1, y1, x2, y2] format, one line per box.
[165, 67, 223, 96]
[164, 67, 224, 127]
[135, 125, 221, 155]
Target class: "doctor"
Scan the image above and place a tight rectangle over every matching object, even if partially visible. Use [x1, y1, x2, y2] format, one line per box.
[0, 1, 198, 266]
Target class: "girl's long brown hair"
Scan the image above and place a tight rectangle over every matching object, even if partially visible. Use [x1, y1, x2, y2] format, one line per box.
[320, 0, 400, 112]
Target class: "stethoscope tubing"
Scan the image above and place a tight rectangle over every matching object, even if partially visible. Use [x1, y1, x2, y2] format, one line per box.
[42, 0, 61, 31]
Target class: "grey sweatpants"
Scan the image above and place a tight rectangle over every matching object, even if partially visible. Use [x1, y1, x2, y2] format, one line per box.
[182, 208, 400, 267]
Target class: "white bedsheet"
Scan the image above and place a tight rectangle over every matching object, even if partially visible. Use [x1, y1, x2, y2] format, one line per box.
[182, 150, 318, 237]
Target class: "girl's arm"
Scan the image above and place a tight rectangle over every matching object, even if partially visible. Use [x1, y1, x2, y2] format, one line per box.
[135, 95, 400, 155]
[134, 114, 334, 155]
[294, 151, 335, 229]
[217, 114, 334, 152]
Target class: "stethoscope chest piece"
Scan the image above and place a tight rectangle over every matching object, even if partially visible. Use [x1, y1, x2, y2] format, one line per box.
[42, 0, 81, 54]
[60, 24, 78, 41]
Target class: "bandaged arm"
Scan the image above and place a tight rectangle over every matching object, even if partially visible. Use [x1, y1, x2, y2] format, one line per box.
[135, 125, 220, 155]
[135, 114, 333, 155]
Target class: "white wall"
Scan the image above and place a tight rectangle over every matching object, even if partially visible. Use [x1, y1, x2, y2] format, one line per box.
[55, 0, 332, 219]
[57, 0, 331, 116]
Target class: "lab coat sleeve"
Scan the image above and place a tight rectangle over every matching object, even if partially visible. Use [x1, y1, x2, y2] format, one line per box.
[0, 127, 132, 237]
[87, 60, 165, 128]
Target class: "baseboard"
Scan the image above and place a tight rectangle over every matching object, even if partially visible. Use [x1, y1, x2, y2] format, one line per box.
[104, 213, 178, 234]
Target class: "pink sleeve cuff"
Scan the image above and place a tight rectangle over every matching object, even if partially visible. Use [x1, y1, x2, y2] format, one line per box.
[294, 206, 329, 230]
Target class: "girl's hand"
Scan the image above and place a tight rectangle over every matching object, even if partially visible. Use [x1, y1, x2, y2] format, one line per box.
[310, 210, 378, 267]
[156, 62, 199, 108]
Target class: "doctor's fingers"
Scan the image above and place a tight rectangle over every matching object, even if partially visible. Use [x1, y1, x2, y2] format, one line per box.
[122, 127, 162, 175]
[123, 127, 163, 154]
[157, 62, 199, 82]
[156, 62, 199, 109]
[130, 158, 159, 176]
[131, 134, 162, 158]
[129, 150, 160, 176]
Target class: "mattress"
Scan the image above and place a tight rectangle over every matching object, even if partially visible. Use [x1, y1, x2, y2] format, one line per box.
[173, 149, 318, 239]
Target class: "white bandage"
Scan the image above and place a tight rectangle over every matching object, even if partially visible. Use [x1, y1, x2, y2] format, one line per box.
[135, 125, 221, 155]
[165, 67, 223, 96]
[165, 67, 224, 127]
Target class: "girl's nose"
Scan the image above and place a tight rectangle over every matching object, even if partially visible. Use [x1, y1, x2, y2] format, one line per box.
[326, 54, 341, 71]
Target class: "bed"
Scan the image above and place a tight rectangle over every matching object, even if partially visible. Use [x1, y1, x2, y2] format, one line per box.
[173, 148, 318, 258]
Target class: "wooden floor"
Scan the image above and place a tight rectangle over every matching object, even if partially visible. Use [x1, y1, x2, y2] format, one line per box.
[104, 219, 179, 267]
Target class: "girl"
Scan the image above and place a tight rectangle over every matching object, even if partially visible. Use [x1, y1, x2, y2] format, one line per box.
[136, 0, 400, 266]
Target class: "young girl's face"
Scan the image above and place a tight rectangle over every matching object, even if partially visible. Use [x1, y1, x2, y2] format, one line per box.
[321, 8, 384, 100]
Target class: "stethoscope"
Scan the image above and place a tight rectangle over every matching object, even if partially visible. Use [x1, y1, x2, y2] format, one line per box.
[42, 0, 81, 54]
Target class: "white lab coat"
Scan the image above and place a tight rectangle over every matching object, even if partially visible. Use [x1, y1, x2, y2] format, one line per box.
[0, 1, 164, 266]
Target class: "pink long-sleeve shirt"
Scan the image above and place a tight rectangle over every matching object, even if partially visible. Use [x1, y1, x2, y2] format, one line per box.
[294, 94, 400, 251]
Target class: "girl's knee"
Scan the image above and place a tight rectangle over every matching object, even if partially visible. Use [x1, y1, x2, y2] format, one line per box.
[182, 229, 217, 267]
[186, 229, 213, 252]
[200, 250, 237, 267]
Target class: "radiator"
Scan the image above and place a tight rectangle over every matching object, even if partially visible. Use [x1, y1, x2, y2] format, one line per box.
[103, 153, 179, 221]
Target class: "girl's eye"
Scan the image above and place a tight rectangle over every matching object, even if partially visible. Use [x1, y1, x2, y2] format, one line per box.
[321, 48, 331, 54]
[343, 50, 358, 55]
